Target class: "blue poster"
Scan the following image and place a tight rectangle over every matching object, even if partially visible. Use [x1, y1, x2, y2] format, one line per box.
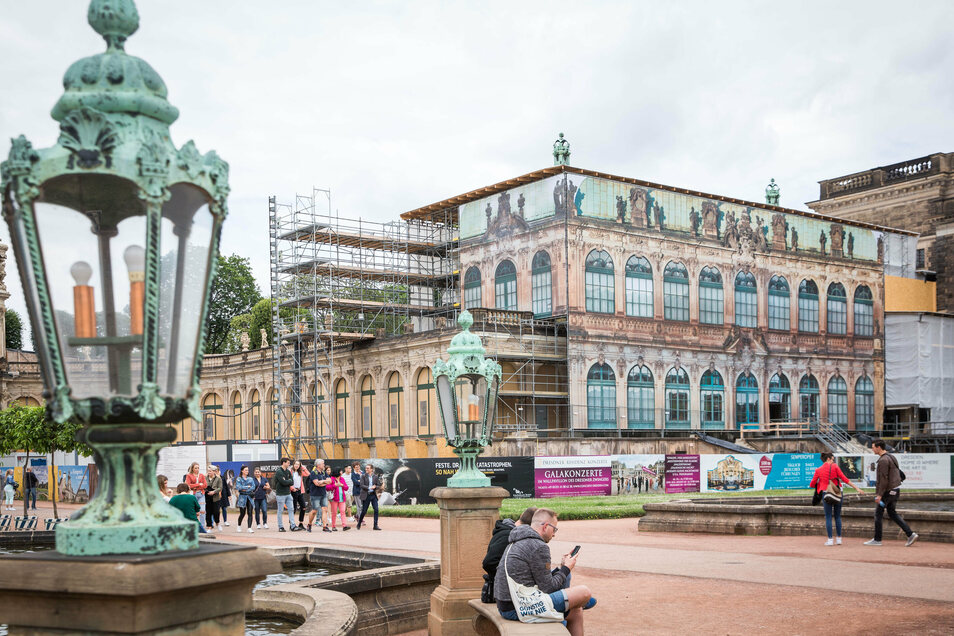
[762, 453, 821, 490]
[55, 465, 92, 504]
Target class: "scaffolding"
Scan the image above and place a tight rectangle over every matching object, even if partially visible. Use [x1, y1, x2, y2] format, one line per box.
[268, 188, 458, 460]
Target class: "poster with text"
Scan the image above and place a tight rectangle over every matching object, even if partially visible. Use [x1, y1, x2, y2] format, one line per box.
[612, 454, 665, 494]
[892, 453, 951, 489]
[158, 445, 208, 485]
[762, 454, 821, 490]
[699, 454, 764, 492]
[534, 456, 612, 498]
[52, 465, 94, 504]
[664, 455, 700, 493]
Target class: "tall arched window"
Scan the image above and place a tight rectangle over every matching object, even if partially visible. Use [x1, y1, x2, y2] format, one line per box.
[854, 285, 873, 337]
[201, 393, 222, 441]
[387, 372, 404, 437]
[663, 261, 689, 321]
[734, 271, 757, 328]
[799, 374, 819, 422]
[700, 369, 724, 429]
[827, 283, 847, 334]
[360, 375, 375, 438]
[585, 250, 615, 313]
[769, 373, 791, 422]
[495, 260, 517, 310]
[464, 266, 481, 309]
[626, 364, 654, 429]
[798, 280, 819, 333]
[665, 367, 690, 429]
[828, 376, 848, 429]
[531, 251, 552, 317]
[231, 390, 243, 440]
[698, 266, 724, 325]
[416, 368, 436, 436]
[855, 376, 874, 431]
[266, 388, 277, 439]
[249, 389, 261, 439]
[768, 276, 790, 331]
[587, 363, 616, 429]
[735, 373, 759, 429]
[315, 382, 329, 439]
[625, 256, 653, 318]
[334, 379, 348, 439]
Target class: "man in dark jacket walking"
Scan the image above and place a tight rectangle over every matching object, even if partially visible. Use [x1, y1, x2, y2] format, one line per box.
[494, 508, 594, 634]
[273, 458, 296, 532]
[357, 463, 383, 530]
[864, 440, 918, 546]
[24, 467, 38, 510]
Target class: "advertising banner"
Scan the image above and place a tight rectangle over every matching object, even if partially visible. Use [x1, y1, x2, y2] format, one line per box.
[158, 445, 208, 485]
[664, 455, 700, 493]
[699, 454, 762, 493]
[534, 456, 612, 498]
[612, 455, 665, 494]
[52, 465, 94, 504]
[892, 454, 951, 489]
[762, 454, 822, 490]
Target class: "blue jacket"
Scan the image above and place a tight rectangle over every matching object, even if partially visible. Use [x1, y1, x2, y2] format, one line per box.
[252, 476, 269, 501]
[235, 475, 256, 508]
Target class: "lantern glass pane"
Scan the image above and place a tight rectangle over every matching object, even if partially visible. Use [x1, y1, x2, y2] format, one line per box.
[486, 375, 499, 433]
[33, 200, 145, 399]
[435, 374, 457, 440]
[157, 184, 215, 395]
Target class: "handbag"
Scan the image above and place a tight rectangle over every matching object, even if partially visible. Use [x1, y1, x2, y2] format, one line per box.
[811, 490, 822, 506]
[501, 545, 564, 623]
[823, 464, 842, 505]
[481, 574, 495, 604]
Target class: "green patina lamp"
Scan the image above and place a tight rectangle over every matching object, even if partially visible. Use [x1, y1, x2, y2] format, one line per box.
[432, 310, 502, 487]
[0, 0, 228, 555]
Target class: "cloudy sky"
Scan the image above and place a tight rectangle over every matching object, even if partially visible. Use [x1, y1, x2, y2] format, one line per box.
[0, 0, 951, 343]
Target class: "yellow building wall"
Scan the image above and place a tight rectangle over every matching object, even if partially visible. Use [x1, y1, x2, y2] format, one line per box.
[373, 440, 399, 458]
[885, 276, 936, 312]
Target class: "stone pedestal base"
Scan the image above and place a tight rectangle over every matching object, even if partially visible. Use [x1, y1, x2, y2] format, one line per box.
[0, 544, 280, 634]
[428, 486, 509, 636]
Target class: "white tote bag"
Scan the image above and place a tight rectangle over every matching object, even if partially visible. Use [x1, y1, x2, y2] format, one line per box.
[502, 545, 565, 623]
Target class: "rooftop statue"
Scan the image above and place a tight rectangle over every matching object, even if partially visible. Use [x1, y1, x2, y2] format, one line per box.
[765, 178, 780, 206]
[553, 132, 570, 166]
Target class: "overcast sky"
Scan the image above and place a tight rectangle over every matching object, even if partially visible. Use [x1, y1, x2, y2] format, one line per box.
[1, 1, 952, 345]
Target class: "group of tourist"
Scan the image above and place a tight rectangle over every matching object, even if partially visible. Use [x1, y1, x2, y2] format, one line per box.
[158, 459, 386, 535]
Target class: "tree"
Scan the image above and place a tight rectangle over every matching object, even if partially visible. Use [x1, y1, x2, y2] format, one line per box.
[205, 254, 262, 354]
[224, 298, 278, 353]
[5, 308, 22, 350]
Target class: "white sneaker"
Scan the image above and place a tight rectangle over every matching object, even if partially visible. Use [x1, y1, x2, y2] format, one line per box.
[863, 539, 882, 546]
[218, 524, 224, 531]
[836, 537, 842, 545]
[237, 527, 242, 533]
[224, 522, 230, 526]
[256, 524, 261, 529]
[905, 533, 919, 547]
[824, 539, 833, 546]
[248, 527, 254, 534]
[263, 523, 268, 529]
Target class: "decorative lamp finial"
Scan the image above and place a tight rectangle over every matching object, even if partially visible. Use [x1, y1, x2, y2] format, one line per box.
[765, 178, 780, 206]
[88, 0, 140, 51]
[553, 132, 570, 166]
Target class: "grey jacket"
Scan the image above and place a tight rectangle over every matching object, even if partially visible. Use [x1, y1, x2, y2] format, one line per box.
[493, 524, 570, 604]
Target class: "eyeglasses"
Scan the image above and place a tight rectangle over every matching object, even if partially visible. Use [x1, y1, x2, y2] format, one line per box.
[543, 522, 559, 534]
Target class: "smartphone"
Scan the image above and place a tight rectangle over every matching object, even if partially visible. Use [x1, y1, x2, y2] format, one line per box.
[570, 545, 581, 557]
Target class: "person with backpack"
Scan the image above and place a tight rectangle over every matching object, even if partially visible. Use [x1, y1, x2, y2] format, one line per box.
[809, 453, 863, 546]
[865, 439, 918, 547]
[273, 457, 296, 532]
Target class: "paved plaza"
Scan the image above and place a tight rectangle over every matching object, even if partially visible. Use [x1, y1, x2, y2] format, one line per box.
[28, 502, 954, 634]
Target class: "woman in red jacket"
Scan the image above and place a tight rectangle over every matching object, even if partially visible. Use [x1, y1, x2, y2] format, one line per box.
[809, 452, 864, 545]
[184, 461, 208, 515]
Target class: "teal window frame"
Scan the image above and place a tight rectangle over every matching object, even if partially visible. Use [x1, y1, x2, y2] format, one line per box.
[768, 372, 791, 421]
[828, 376, 848, 429]
[799, 374, 819, 422]
[798, 279, 819, 333]
[587, 363, 617, 429]
[698, 266, 724, 325]
[626, 364, 654, 429]
[464, 266, 481, 309]
[827, 282, 847, 335]
[734, 271, 757, 328]
[768, 275, 790, 331]
[855, 376, 874, 431]
[854, 286, 873, 337]
[495, 260, 517, 310]
[585, 250, 615, 314]
[663, 261, 689, 322]
[664, 367, 690, 429]
[735, 373, 759, 429]
[531, 251, 552, 317]
[625, 256, 653, 318]
[700, 369, 724, 429]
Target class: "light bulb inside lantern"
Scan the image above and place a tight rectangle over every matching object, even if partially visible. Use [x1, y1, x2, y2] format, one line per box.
[123, 245, 145, 278]
[70, 261, 93, 286]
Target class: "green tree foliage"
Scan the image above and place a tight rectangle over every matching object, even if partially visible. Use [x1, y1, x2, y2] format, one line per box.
[224, 298, 276, 353]
[5, 308, 23, 350]
[205, 254, 262, 354]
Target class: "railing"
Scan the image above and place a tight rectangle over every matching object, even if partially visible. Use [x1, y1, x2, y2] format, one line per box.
[819, 153, 943, 199]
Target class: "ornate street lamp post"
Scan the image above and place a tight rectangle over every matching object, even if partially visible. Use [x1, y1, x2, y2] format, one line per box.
[432, 310, 502, 487]
[1, 0, 229, 555]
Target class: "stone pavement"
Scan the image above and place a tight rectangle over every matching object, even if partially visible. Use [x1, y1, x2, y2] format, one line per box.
[25, 502, 954, 633]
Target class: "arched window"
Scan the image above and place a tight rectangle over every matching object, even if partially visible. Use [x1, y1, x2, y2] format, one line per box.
[334, 379, 348, 439]
[698, 266, 724, 325]
[665, 367, 690, 429]
[360, 375, 375, 438]
[828, 376, 848, 429]
[768, 276, 790, 331]
[625, 256, 653, 318]
[531, 251, 552, 317]
[700, 369, 724, 429]
[827, 283, 847, 334]
[231, 390, 243, 440]
[387, 371, 404, 437]
[464, 266, 481, 309]
[201, 393, 222, 441]
[585, 250, 615, 313]
[627, 365, 654, 429]
[799, 374, 819, 422]
[854, 285, 873, 337]
[266, 388, 277, 439]
[734, 271, 757, 328]
[587, 363, 616, 429]
[495, 260, 517, 310]
[663, 261, 689, 321]
[855, 376, 874, 431]
[736, 373, 759, 429]
[249, 389, 261, 439]
[798, 280, 819, 333]
[301, 383, 315, 438]
[416, 368, 437, 436]
[315, 382, 329, 439]
[769, 373, 791, 422]
[12, 396, 41, 407]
